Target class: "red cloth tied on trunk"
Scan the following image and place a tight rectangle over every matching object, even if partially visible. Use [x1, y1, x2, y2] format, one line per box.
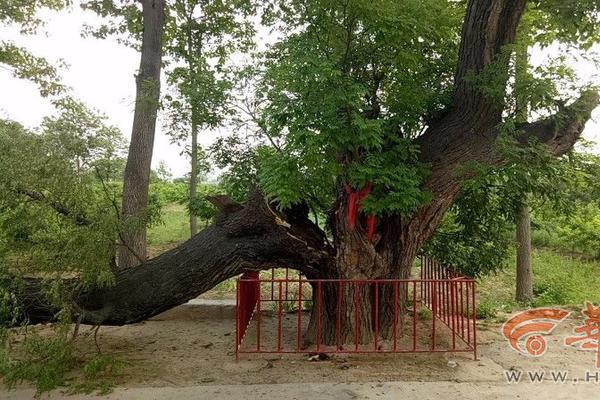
[345, 183, 376, 241]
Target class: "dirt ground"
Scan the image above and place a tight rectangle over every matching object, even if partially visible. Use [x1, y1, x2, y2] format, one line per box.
[9, 297, 597, 390]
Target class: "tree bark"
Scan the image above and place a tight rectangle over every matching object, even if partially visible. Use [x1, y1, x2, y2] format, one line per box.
[513, 41, 533, 303]
[118, 0, 166, 268]
[186, 9, 201, 238]
[516, 202, 533, 302]
[189, 114, 199, 237]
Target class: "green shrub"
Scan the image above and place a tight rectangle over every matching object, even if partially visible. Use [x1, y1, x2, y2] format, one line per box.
[476, 301, 498, 319]
[532, 278, 575, 306]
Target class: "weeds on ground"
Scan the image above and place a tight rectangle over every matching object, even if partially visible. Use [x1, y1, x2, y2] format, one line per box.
[476, 249, 600, 320]
[0, 315, 125, 397]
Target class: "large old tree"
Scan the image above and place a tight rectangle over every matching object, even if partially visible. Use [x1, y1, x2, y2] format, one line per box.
[19, 0, 599, 343]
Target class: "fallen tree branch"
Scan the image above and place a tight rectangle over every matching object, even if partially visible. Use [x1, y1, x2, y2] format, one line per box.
[9, 190, 334, 325]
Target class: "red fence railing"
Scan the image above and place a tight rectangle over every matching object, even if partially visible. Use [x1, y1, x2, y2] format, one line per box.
[235, 258, 476, 360]
[419, 256, 476, 357]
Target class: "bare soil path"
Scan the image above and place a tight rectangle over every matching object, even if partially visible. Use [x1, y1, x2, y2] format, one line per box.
[3, 301, 598, 398]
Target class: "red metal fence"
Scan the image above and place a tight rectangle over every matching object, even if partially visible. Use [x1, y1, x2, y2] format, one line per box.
[235, 257, 476, 360]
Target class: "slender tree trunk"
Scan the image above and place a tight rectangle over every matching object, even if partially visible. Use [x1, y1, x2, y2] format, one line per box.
[514, 42, 533, 302]
[185, 10, 201, 238]
[189, 114, 199, 237]
[118, 0, 166, 268]
[516, 203, 533, 302]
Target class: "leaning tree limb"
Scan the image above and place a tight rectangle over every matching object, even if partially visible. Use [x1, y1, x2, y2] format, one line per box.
[14, 190, 334, 325]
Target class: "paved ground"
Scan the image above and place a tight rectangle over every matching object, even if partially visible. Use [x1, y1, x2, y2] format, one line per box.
[6, 381, 600, 400]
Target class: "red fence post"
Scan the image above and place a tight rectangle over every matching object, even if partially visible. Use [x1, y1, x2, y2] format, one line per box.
[297, 279, 303, 351]
[472, 280, 478, 360]
[393, 281, 398, 351]
[316, 280, 322, 352]
[236, 271, 260, 357]
[235, 277, 240, 361]
[374, 282, 379, 351]
[431, 277, 437, 350]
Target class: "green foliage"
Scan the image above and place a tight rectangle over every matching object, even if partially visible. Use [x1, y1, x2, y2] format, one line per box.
[425, 120, 589, 277]
[532, 278, 575, 307]
[0, 0, 69, 31]
[417, 307, 432, 321]
[0, 0, 68, 97]
[247, 0, 462, 215]
[347, 139, 431, 215]
[528, 0, 600, 49]
[188, 185, 220, 221]
[81, 0, 143, 47]
[475, 300, 499, 320]
[68, 354, 125, 395]
[421, 201, 504, 278]
[529, 151, 600, 257]
[0, 321, 126, 397]
[0, 101, 128, 317]
[0, 43, 66, 97]
[211, 135, 259, 201]
[257, 146, 337, 210]
[150, 181, 188, 204]
[0, 314, 75, 396]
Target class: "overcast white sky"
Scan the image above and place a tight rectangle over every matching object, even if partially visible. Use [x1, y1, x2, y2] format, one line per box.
[0, 6, 599, 178]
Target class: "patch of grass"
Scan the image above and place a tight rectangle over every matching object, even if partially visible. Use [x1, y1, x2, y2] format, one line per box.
[475, 300, 499, 319]
[417, 307, 432, 320]
[476, 248, 600, 319]
[147, 203, 189, 252]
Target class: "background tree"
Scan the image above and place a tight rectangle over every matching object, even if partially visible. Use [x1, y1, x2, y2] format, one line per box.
[118, 0, 166, 268]
[162, 0, 254, 236]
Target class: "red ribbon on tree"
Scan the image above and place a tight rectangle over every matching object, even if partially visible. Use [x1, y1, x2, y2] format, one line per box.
[345, 182, 377, 242]
[366, 214, 377, 242]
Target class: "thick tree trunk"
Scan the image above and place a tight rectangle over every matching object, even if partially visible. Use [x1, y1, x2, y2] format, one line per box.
[118, 0, 166, 268]
[516, 203, 533, 302]
[304, 192, 407, 346]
